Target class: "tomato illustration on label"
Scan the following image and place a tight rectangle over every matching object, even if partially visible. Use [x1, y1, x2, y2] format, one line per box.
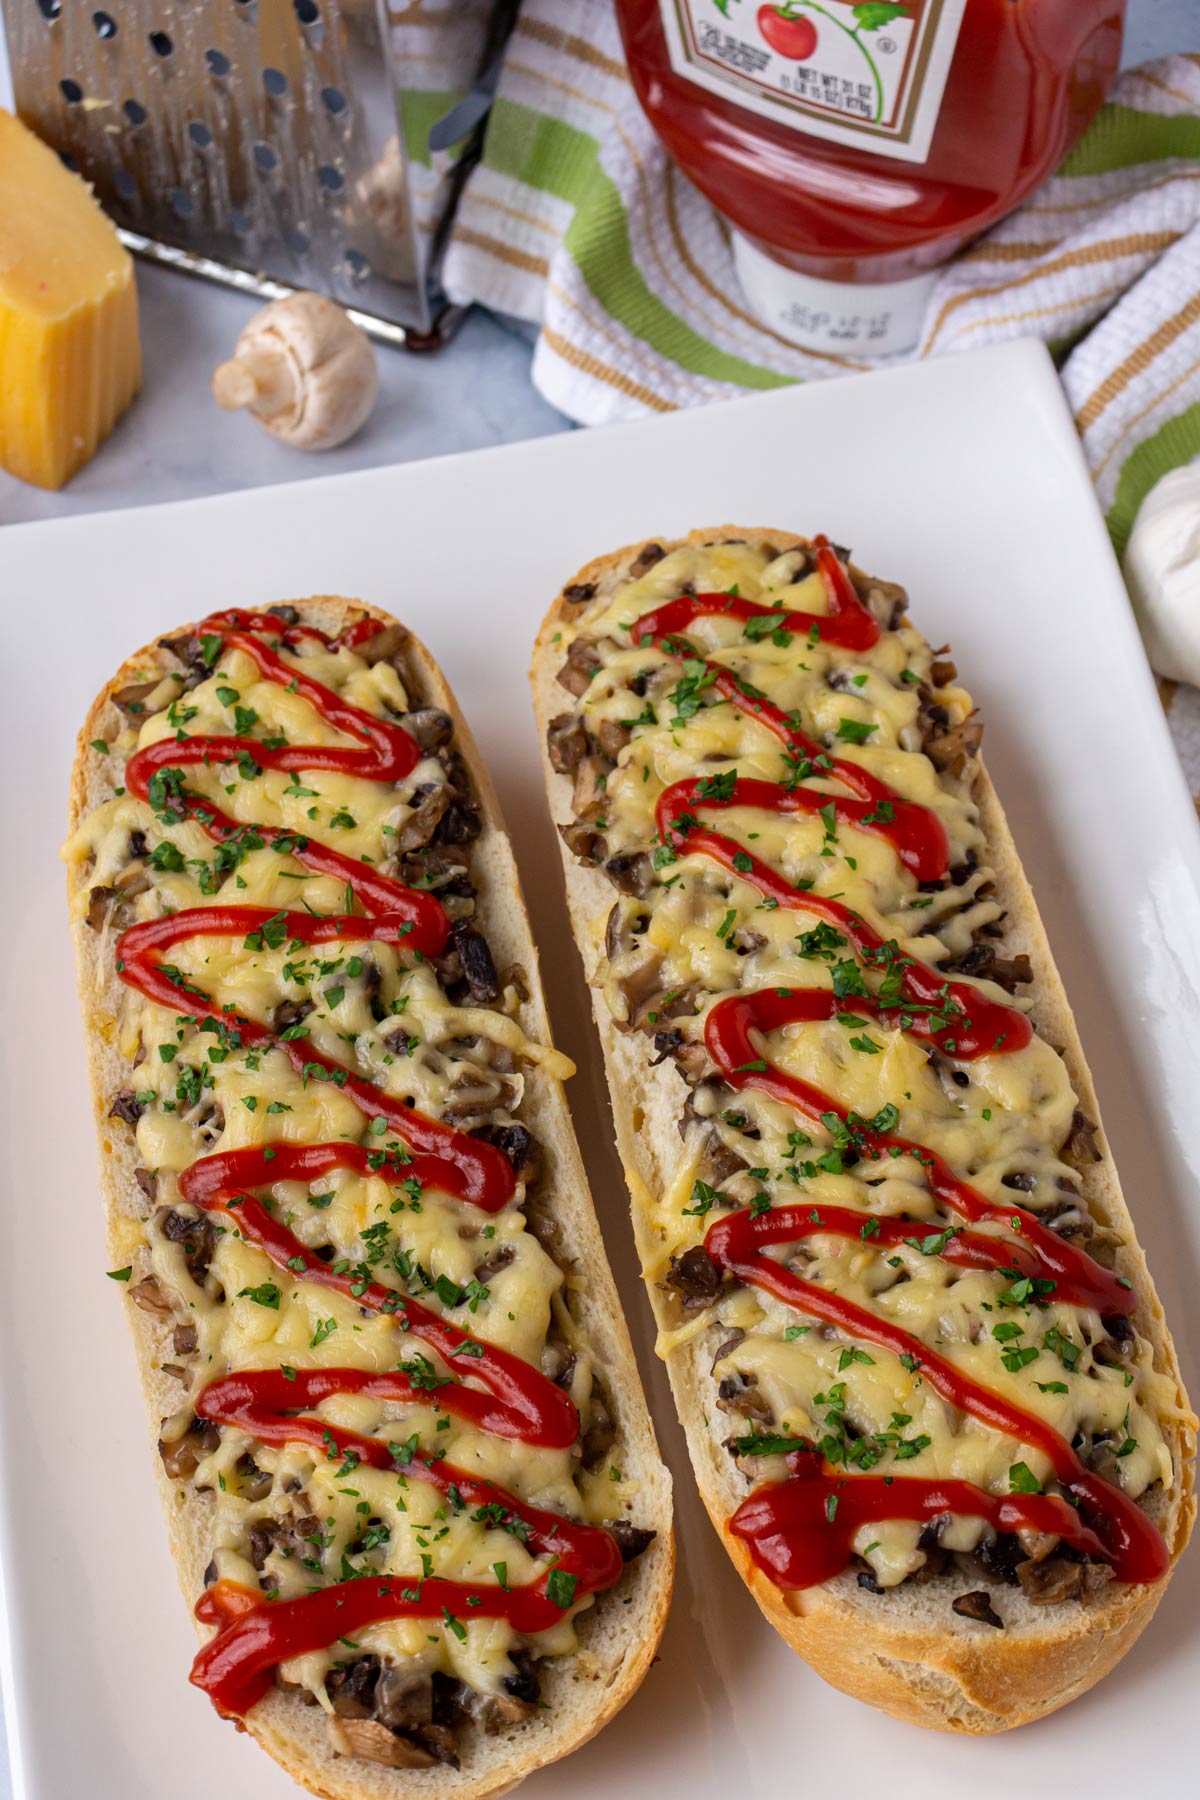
[756, 6, 818, 59]
[732, 2, 911, 122]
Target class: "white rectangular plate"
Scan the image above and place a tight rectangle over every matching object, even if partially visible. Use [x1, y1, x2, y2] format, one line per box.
[1, 340, 1197, 1800]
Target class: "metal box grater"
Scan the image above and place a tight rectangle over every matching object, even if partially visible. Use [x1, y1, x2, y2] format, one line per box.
[1, 0, 518, 344]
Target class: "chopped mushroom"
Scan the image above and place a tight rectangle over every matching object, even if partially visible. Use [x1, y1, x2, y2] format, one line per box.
[546, 713, 591, 775]
[328, 1657, 382, 1718]
[399, 784, 451, 852]
[953, 1590, 1004, 1628]
[572, 755, 612, 822]
[604, 850, 653, 896]
[112, 678, 160, 716]
[943, 942, 1033, 993]
[86, 886, 117, 930]
[923, 710, 983, 778]
[330, 1719, 439, 1769]
[270, 998, 314, 1033]
[401, 708, 453, 750]
[596, 717, 631, 757]
[611, 944, 666, 1023]
[354, 621, 408, 666]
[697, 1134, 749, 1188]
[158, 1416, 220, 1480]
[155, 1206, 215, 1281]
[608, 1521, 656, 1561]
[375, 1665, 434, 1730]
[235, 1453, 272, 1501]
[556, 636, 601, 697]
[452, 921, 500, 1003]
[454, 1686, 537, 1731]
[716, 1373, 773, 1425]
[975, 1532, 1024, 1585]
[471, 1122, 541, 1186]
[503, 1651, 541, 1705]
[581, 1394, 617, 1467]
[435, 919, 501, 1005]
[1063, 1106, 1102, 1164]
[560, 821, 605, 864]
[665, 1245, 721, 1307]
[130, 1275, 173, 1318]
[628, 542, 665, 577]
[1016, 1556, 1087, 1604]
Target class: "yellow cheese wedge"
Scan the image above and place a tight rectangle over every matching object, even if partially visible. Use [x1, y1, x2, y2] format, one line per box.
[0, 110, 141, 489]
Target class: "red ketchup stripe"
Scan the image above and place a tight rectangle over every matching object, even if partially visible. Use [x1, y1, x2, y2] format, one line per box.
[655, 783, 1029, 1061]
[705, 991, 1127, 1316]
[630, 536, 881, 654]
[179, 1144, 579, 1450]
[192, 1454, 621, 1720]
[110, 612, 622, 1719]
[629, 537, 947, 882]
[729, 1449, 1112, 1590]
[116, 907, 508, 1211]
[620, 565, 1167, 1588]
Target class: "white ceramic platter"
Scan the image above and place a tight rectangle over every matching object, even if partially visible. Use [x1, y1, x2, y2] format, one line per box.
[1, 340, 1197, 1800]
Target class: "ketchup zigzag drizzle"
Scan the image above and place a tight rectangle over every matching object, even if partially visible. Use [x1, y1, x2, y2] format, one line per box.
[628, 543, 1168, 1588]
[114, 610, 622, 1719]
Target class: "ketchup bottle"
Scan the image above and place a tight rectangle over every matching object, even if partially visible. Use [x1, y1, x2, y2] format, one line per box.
[615, 2, 1126, 353]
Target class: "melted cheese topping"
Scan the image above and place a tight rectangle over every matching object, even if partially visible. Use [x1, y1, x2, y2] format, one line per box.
[558, 540, 1178, 1588]
[66, 626, 628, 1706]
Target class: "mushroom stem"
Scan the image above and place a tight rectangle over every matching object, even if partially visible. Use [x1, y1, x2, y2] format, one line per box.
[212, 345, 294, 422]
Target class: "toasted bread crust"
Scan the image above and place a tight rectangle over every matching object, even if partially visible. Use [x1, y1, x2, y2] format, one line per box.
[67, 597, 673, 1799]
[531, 528, 1195, 1734]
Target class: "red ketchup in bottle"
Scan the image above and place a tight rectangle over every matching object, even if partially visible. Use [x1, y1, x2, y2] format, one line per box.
[615, 1, 1126, 353]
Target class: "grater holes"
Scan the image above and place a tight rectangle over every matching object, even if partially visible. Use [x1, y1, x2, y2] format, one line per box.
[168, 189, 194, 220]
[320, 85, 348, 118]
[113, 168, 137, 199]
[229, 208, 252, 234]
[124, 98, 148, 127]
[262, 67, 289, 99]
[37, 0, 61, 19]
[253, 142, 278, 174]
[293, 0, 323, 46]
[318, 164, 343, 192]
[92, 10, 117, 38]
[205, 48, 231, 77]
[149, 30, 173, 57]
[285, 228, 310, 255]
[59, 150, 79, 172]
[188, 121, 213, 149]
[59, 77, 83, 103]
[344, 248, 371, 282]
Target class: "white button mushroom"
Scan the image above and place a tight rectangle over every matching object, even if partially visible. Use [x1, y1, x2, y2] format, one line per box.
[212, 291, 379, 451]
[1124, 461, 1200, 685]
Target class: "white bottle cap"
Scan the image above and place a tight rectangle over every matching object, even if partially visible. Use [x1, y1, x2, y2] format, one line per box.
[732, 230, 939, 356]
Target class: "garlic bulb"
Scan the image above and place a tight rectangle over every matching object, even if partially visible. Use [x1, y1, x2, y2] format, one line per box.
[1124, 462, 1200, 685]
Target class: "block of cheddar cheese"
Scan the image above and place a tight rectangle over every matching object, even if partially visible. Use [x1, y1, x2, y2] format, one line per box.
[0, 110, 141, 489]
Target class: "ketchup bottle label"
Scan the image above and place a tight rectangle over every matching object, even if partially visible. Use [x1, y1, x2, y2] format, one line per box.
[657, 0, 966, 164]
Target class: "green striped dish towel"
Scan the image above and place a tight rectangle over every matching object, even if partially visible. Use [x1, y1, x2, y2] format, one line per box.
[440, 4, 1200, 799]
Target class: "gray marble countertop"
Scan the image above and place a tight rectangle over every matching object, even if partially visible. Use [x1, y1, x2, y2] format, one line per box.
[0, 1, 1191, 530]
[0, 3, 1195, 1797]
